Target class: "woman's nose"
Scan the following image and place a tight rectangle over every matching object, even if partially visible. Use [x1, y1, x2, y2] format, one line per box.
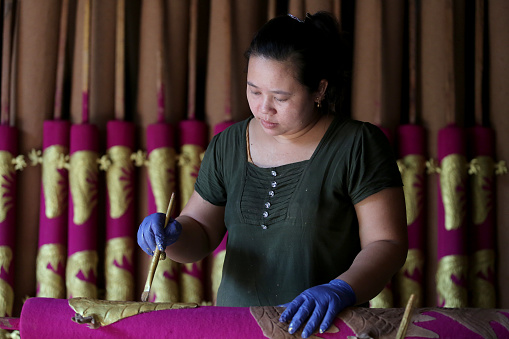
[260, 97, 274, 114]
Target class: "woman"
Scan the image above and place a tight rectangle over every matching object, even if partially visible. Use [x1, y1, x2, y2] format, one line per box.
[138, 11, 407, 338]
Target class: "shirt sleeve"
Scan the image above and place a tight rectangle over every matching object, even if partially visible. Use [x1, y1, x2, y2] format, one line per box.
[194, 133, 228, 206]
[347, 122, 402, 205]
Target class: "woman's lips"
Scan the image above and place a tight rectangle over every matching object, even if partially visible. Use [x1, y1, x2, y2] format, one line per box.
[260, 119, 277, 129]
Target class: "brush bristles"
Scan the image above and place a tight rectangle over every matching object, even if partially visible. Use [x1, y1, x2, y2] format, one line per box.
[141, 291, 150, 302]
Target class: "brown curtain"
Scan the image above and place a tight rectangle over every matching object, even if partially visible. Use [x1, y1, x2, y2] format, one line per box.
[5, 0, 509, 316]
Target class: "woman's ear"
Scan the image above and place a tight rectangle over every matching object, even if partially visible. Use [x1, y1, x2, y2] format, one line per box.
[317, 79, 328, 100]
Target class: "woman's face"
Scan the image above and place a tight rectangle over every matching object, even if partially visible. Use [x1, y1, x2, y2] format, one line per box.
[246, 56, 320, 139]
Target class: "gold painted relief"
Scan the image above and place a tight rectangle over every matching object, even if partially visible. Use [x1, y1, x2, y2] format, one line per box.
[66, 250, 98, 299]
[36, 243, 66, 298]
[0, 151, 15, 223]
[180, 262, 203, 304]
[399, 155, 426, 225]
[70, 297, 198, 329]
[369, 285, 393, 308]
[105, 237, 134, 301]
[69, 151, 98, 225]
[471, 249, 496, 308]
[151, 258, 180, 302]
[147, 147, 177, 213]
[211, 250, 226, 304]
[470, 156, 495, 225]
[396, 249, 424, 307]
[0, 246, 13, 316]
[440, 154, 468, 230]
[106, 146, 134, 219]
[178, 144, 204, 209]
[42, 145, 68, 219]
[436, 254, 468, 307]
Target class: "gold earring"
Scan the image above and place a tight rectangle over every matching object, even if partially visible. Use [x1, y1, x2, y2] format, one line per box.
[316, 99, 321, 108]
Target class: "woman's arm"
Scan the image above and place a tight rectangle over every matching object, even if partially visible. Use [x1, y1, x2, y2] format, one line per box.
[165, 190, 227, 263]
[338, 186, 408, 304]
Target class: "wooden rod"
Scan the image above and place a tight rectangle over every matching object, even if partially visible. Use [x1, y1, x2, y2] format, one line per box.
[82, 0, 91, 124]
[186, 0, 198, 120]
[1, 0, 14, 125]
[54, 0, 70, 120]
[474, 0, 484, 126]
[156, 0, 165, 123]
[115, 0, 125, 121]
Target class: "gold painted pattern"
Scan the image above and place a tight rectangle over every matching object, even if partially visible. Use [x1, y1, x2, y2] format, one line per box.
[0, 151, 15, 223]
[369, 286, 393, 308]
[36, 243, 66, 298]
[396, 249, 424, 307]
[470, 156, 494, 225]
[399, 155, 426, 225]
[66, 250, 98, 299]
[69, 151, 99, 225]
[0, 246, 13, 316]
[180, 262, 203, 304]
[436, 254, 468, 307]
[211, 250, 226, 304]
[69, 298, 198, 329]
[440, 154, 468, 230]
[471, 249, 496, 308]
[178, 144, 204, 209]
[147, 147, 177, 213]
[42, 145, 68, 218]
[105, 237, 134, 301]
[106, 146, 134, 219]
[151, 258, 180, 302]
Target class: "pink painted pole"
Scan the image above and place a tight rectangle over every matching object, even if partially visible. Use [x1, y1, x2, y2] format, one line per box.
[468, 125, 496, 308]
[66, 124, 99, 299]
[0, 125, 17, 316]
[104, 120, 136, 301]
[36, 120, 70, 299]
[436, 124, 468, 307]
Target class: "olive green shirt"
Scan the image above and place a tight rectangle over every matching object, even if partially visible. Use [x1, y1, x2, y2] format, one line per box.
[195, 115, 402, 307]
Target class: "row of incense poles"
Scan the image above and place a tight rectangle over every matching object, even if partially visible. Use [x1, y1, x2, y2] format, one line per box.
[371, 0, 506, 309]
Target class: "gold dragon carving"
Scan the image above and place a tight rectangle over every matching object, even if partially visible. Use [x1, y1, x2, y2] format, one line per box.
[0, 246, 13, 316]
[106, 146, 134, 219]
[105, 237, 134, 301]
[440, 154, 468, 231]
[69, 150, 98, 225]
[42, 145, 68, 219]
[0, 151, 15, 223]
[66, 250, 98, 299]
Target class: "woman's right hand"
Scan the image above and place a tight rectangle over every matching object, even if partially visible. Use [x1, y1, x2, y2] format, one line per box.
[137, 213, 182, 256]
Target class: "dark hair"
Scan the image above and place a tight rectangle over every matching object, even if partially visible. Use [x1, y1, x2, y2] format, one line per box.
[245, 11, 352, 115]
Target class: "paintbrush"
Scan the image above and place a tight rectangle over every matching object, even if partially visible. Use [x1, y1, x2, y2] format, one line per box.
[395, 293, 415, 339]
[141, 192, 176, 301]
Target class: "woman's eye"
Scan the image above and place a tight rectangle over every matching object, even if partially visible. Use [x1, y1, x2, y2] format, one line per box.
[251, 91, 261, 96]
[275, 97, 287, 102]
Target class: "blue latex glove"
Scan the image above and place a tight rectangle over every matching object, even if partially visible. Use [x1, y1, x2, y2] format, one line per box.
[137, 213, 182, 256]
[279, 279, 356, 338]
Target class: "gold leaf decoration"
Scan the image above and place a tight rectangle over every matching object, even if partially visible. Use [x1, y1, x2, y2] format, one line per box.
[0, 246, 13, 317]
[180, 262, 203, 303]
[178, 144, 204, 209]
[106, 146, 134, 219]
[42, 145, 68, 219]
[470, 249, 496, 308]
[211, 250, 226, 304]
[66, 250, 98, 299]
[470, 156, 494, 225]
[69, 150, 98, 225]
[396, 249, 424, 307]
[36, 243, 66, 299]
[370, 286, 393, 308]
[436, 254, 468, 307]
[69, 297, 198, 329]
[151, 258, 180, 302]
[440, 154, 468, 230]
[105, 237, 134, 301]
[0, 151, 15, 223]
[147, 147, 177, 213]
[400, 155, 426, 225]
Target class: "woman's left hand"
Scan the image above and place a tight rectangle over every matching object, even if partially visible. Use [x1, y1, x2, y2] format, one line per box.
[279, 279, 356, 338]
